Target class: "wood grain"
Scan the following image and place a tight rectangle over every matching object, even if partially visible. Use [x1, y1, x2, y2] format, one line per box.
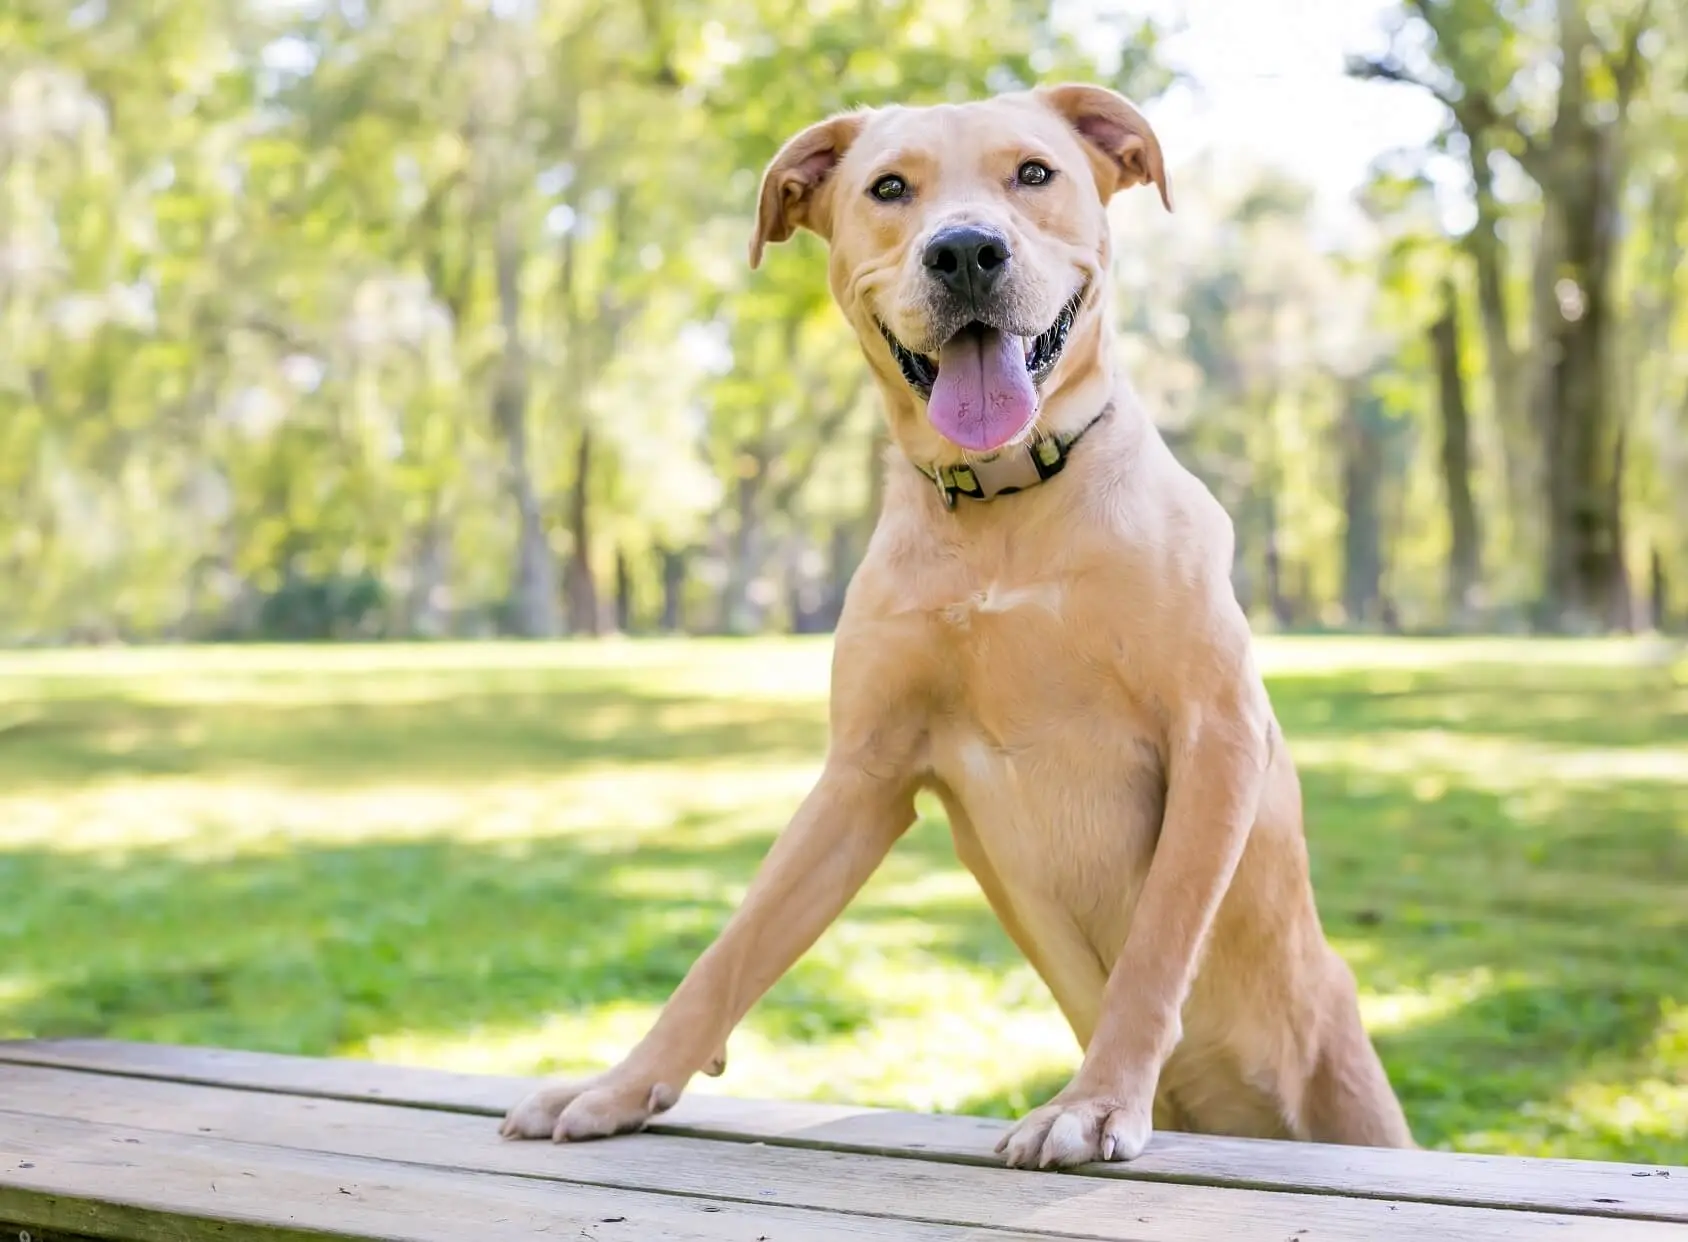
[0, 1109, 1049, 1242]
[4, 1038, 1683, 1224]
[4, 1064, 1685, 1241]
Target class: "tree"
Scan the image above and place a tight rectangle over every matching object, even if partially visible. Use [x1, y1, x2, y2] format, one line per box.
[1422, 274, 1484, 626]
[5, 0, 1683, 642]
[1351, 0, 1677, 631]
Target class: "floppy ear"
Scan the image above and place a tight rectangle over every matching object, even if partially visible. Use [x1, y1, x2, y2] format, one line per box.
[749, 111, 869, 269]
[1037, 83, 1172, 211]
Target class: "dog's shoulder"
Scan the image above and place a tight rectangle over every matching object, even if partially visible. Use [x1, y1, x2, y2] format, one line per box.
[1084, 418, 1236, 591]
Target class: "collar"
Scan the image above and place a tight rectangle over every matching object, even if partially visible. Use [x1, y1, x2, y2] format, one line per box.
[912, 403, 1113, 510]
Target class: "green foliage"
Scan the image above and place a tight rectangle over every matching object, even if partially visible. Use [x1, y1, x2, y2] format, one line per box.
[1, 637, 1683, 1160]
[0, 0, 1170, 639]
[2, 1, 1685, 636]
[252, 570, 387, 641]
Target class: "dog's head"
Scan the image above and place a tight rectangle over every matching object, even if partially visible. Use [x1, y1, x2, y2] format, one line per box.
[750, 84, 1170, 458]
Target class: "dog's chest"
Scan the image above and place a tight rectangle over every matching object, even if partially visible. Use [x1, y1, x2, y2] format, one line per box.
[918, 568, 1168, 912]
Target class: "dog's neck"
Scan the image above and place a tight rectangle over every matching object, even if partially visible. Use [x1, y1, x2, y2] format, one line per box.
[872, 318, 1120, 507]
[905, 403, 1115, 509]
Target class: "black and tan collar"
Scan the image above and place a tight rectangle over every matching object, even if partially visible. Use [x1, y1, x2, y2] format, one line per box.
[912, 403, 1112, 509]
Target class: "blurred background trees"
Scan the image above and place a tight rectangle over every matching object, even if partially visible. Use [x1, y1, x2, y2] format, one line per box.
[2, 0, 1684, 642]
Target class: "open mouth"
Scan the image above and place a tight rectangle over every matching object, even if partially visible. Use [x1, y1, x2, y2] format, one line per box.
[877, 286, 1086, 399]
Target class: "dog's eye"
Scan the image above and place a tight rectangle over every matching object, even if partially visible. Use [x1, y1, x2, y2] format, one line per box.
[870, 174, 908, 202]
[1016, 160, 1053, 187]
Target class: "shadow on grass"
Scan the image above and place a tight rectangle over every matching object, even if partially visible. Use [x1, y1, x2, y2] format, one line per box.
[0, 685, 832, 787]
[1268, 659, 1684, 750]
[0, 806, 1006, 1060]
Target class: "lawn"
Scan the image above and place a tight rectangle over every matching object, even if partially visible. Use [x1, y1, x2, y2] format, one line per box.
[1, 636, 1684, 1163]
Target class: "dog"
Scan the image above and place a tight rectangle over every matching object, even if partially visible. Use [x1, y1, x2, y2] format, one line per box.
[502, 82, 1414, 1168]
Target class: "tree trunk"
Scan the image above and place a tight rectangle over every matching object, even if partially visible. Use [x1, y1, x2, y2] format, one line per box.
[1539, 238, 1623, 633]
[1463, 129, 1534, 545]
[1292, 561, 1313, 630]
[786, 536, 830, 635]
[1541, 340, 1620, 633]
[658, 545, 687, 633]
[562, 425, 602, 634]
[406, 515, 452, 638]
[1537, 0, 1642, 633]
[613, 546, 633, 634]
[1262, 494, 1291, 629]
[1649, 546, 1667, 632]
[1340, 389, 1383, 627]
[718, 463, 766, 635]
[493, 215, 560, 638]
[1607, 426, 1634, 632]
[1429, 278, 1482, 628]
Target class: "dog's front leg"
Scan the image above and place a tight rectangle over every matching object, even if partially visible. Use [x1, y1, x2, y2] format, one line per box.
[999, 677, 1271, 1169]
[502, 763, 917, 1143]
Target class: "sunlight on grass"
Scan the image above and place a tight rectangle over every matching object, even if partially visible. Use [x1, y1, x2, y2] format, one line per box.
[364, 957, 1078, 1119]
[1356, 968, 1502, 1036]
[1248, 633, 1685, 675]
[1296, 732, 1686, 790]
[0, 638, 836, 703]
[1457, 1003, 1688, 1158]
[0, 765, 821, 856]
[1, 636, 1683, 1161]
[0, 976, 42, 1010]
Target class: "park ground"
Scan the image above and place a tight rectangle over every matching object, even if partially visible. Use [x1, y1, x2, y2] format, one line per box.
[1, 636, 1684, 1163]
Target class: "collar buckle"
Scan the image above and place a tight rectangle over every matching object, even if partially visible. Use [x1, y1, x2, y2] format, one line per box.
[966, 449, 1045, 498]
[933, 468, 957, 510]
[914, 402, 1113, 510]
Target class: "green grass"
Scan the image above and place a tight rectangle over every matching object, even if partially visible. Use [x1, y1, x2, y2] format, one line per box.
[2, 637, 1684, 1162]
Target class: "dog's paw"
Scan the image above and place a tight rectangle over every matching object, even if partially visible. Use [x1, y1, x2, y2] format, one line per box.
[995, 1091, 1152, 1169]
[500, 1078, 590, 1140]
[501, 1074, 680, 1143]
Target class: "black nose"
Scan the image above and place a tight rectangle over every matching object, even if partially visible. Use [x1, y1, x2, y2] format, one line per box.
[922, 225, 1011, 304]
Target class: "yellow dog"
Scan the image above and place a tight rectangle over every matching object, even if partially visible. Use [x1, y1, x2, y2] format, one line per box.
[504, 83, 1413, 1169]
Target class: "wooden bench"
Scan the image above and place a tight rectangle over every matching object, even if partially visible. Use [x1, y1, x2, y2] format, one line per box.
[1, 1040, 1682, 1240]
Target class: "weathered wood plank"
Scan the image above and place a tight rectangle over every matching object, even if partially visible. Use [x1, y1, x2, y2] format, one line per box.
[0, 1110, 1045, 1242]
[4, 1064, 1685, 1241]
[4, 1038, 1683, 1225]
[0, 1039, 521, 1114]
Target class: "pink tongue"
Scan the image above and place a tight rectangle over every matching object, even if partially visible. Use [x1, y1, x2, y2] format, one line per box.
[926, 327, 1037, 452]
